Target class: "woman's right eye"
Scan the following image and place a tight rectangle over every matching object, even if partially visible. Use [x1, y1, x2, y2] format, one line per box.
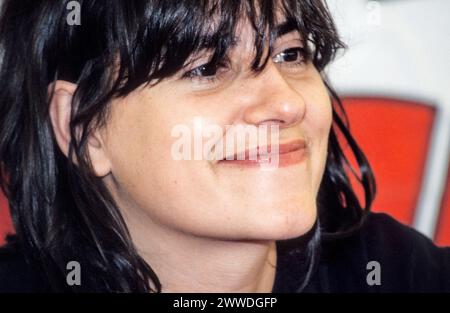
[185, 63, 219, 78]
[182, 60, 230, 84]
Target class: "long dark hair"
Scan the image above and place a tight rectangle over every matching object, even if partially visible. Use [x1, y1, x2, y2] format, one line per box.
[0, 0, 375, 292]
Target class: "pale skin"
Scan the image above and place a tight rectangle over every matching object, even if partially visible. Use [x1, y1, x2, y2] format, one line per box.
[49, 18, 332, 292]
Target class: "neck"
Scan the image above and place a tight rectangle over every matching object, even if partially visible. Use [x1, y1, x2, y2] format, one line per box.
[121, 207, 277, 293]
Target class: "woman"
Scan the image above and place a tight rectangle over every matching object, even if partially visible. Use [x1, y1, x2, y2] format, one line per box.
[0, 0, 448, 293]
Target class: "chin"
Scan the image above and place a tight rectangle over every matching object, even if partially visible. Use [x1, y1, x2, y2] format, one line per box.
[246, 202, 318, 241]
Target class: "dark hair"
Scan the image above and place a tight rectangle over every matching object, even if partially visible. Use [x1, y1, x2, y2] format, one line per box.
[0, 0, 375, 292]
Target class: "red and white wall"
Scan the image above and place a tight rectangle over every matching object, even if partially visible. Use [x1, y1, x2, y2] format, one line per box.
[326, 0, 450, 245]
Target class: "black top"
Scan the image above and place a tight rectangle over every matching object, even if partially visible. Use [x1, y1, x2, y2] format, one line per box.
[273, 212, 450, 292]
[0, 212, 449, 293]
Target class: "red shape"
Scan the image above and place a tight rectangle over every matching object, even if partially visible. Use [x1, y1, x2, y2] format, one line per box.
[342, 97, 435, 227]
[435, 167, 450, 246]
[0, 192, 13, 245]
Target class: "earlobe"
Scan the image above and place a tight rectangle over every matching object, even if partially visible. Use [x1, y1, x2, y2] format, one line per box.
[88, 131, 113, 177]
[48, 80, 112, 177]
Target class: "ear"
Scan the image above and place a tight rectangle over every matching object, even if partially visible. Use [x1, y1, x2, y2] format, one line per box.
[48, 80, 112, 177]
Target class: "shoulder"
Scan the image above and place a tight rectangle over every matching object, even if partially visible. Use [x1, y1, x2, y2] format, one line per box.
[362, 212, 450, 263]
[0, 238, 50, 292]
[322, 212, 450, 292]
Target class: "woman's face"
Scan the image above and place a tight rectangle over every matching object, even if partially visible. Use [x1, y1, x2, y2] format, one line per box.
[100, 19, 332, 241]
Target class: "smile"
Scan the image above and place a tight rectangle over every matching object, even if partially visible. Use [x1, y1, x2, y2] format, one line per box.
[217, 139, 308, 168]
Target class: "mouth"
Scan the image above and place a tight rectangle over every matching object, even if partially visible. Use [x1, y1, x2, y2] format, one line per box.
[217, 139, 308, 168]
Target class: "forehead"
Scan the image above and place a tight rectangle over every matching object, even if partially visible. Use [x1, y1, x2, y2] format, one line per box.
[231, 6, 294, 36]
[227, 15, 301, 55]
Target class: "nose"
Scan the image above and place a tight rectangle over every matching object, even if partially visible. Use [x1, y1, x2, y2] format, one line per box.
[242, 62, 306, 128]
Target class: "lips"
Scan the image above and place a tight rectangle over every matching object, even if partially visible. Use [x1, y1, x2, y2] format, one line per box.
[218, 139, 308, 168]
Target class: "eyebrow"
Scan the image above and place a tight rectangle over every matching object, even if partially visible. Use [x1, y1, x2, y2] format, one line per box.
[274, 19, 299, 39]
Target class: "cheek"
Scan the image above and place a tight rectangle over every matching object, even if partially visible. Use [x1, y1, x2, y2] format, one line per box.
[308, 95, 332, 140]
[301, 82, 332, 190]
[103, 94, 176, 199]
[102, 92, 229, 232]
[105, 87, 199, 174]
[305, 76, 333, 132]
[302, 74, 333, 141]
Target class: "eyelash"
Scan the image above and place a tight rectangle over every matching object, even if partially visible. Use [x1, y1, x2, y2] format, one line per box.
[273, 47, 308, 67]
[182, 47, 309, 85]
[181, 59, 230, 85]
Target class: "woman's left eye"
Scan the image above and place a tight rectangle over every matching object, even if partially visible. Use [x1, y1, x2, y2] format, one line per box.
[272, 47, 307, 65]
